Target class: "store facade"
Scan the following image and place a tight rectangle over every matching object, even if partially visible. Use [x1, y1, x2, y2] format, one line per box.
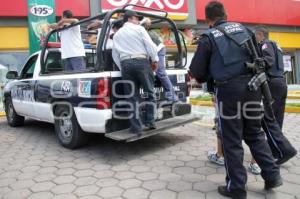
[0, 0, 300, 83]
[195, 0, 300, 84]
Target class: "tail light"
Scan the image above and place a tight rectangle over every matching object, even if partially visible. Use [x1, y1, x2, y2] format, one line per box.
[97, 78, 111, 109]
[187, 72, 192, 97]
[47, 42, 61, 48]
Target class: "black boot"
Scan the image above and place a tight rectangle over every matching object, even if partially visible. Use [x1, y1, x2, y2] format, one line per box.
[218, 186, 246, 199]
[265, 177, 283, 190]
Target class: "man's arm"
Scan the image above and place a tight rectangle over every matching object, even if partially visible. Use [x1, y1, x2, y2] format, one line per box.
[189, 36, 211, 83]
[261, 41, 276, 69]
[87, 20, 102, 30]
[140, 27, 158, 63]
[57, 18, 79, 27]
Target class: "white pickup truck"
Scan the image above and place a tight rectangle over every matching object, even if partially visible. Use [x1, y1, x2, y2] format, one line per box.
[3, 6, 195, 149]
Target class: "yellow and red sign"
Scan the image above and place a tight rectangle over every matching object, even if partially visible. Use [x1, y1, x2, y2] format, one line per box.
[101, 0, 189, 20]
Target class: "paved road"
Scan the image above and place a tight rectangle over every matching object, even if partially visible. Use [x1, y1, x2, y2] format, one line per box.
[0, 112, 299, 199]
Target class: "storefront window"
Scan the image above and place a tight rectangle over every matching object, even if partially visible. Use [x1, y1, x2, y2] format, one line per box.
[0, 51, 29, 72]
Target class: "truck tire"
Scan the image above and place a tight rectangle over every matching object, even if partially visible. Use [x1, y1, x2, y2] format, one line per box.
[54, 105, 89, 149]
[5, 97, 25, 127]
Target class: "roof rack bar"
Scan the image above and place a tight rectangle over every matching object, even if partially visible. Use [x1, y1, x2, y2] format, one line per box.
[122, 4, 168, 18]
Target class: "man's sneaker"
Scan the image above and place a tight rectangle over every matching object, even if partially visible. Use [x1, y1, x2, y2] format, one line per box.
[207, 151, 224, 166]
[145, 123, 157, 130]
[265, 177, 283, 190]
[249, 163, 261, 175]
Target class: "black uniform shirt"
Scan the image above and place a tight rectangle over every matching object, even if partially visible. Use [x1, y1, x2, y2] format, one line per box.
[189, 20, 230, 83]
[260, 39, 276, 69]
[189, 35, 212, 83]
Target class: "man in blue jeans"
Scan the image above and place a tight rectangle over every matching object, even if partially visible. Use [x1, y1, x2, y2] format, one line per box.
[157, 47, 179, 102]
[112, 11, 158, 135]
[141, 18, 178, 102]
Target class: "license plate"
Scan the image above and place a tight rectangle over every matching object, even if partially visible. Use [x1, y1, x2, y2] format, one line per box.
[156, 108, 164, 120]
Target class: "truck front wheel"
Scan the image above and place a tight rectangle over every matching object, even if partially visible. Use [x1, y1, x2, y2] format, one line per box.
[54, 105, 89, 149]
[5, 97, 25, 127]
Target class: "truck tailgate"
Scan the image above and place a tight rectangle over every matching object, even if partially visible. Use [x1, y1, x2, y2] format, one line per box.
[105, 114, 199, 142]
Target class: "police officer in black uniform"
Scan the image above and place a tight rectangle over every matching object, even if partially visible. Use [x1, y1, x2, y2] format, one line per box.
[254, 26, 297, 164]
[189, 2, 282, 198]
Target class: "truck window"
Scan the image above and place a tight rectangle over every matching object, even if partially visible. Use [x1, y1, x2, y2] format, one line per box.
[44, 51, 97, 74]
[45, 51, 63, 73]
[20, 55, 38, 79]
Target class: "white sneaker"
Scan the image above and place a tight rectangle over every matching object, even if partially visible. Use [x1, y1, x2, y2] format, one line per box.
[207, 151, 225, 166]
[249, 163, 261, 175]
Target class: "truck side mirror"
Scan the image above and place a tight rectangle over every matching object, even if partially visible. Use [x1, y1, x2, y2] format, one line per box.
[6, 71, 18, 80]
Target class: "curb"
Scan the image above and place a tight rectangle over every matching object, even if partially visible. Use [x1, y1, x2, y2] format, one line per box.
[287, 96, 300, 100]
[190, 99, 213, 107]
[285, 107, 300, 113]
[0, 111, 5, 117]
[190, 99, 300, 113]
[288, 91, 300, 100]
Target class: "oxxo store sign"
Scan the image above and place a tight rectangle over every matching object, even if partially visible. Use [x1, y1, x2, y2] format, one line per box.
[101, 0, 189, 20]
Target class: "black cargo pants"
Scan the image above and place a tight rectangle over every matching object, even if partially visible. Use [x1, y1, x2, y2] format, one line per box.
[215, 76, 280, 196]
[262, 77, 296, 159]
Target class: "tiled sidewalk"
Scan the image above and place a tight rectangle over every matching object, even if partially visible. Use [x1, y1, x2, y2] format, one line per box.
[0, 113, 299, 199]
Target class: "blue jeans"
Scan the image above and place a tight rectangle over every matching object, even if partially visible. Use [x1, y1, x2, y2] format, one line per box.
[64, 56, 86, 71]
[121, 58, 156, 133]
[157, 47, 178, 102]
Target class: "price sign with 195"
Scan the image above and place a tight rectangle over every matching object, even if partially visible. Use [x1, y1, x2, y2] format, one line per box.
[30, 5, 54, 17]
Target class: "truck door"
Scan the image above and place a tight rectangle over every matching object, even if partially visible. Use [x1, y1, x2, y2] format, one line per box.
[11, 55, 38, 117]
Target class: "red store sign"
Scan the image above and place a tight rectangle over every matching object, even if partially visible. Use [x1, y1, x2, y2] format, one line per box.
[101, 0, 189, 20]
[196, 0, 300, 26]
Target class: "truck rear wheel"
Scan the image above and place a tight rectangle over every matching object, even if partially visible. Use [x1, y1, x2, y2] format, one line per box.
[5, 97, 25, 127]
[54, 105, 89, 149]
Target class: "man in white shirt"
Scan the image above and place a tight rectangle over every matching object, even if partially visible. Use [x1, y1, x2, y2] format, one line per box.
[112, 10, 158, 135]
[49, 10, 86, 71]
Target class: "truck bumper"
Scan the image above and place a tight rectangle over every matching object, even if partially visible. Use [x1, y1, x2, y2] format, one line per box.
[74, 107, 112, 133]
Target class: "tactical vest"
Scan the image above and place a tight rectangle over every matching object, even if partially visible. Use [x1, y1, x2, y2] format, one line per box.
[265, 40, 284, 77]
[202, 22, 252, 81]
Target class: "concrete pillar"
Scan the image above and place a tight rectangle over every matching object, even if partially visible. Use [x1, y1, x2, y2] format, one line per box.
[90, 0, 102, 17]
[295, 50, 300, 84]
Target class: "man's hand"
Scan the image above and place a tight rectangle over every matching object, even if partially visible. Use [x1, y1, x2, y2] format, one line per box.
[141, 17, 152, 29]
[87, 20, 102, 30]
[48, 23, 58, 29]
[151, 62, 158, 71]
[57, 19, 67, 27]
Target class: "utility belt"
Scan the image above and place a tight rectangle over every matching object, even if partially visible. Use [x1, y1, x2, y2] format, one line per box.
[120, 54, 147, 61]
[214, 74, 253, 87]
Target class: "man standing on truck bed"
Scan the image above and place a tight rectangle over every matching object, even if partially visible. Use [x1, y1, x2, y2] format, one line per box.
[49, 10, 86, 71]
[141, 18, 179, 103]
[112, 10, 158, 135]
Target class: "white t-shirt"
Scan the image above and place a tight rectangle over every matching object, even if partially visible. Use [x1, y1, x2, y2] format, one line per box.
[60, 25, 86, 59]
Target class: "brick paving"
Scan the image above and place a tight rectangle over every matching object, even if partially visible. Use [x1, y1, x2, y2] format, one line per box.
[0, 112, 299, 199]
